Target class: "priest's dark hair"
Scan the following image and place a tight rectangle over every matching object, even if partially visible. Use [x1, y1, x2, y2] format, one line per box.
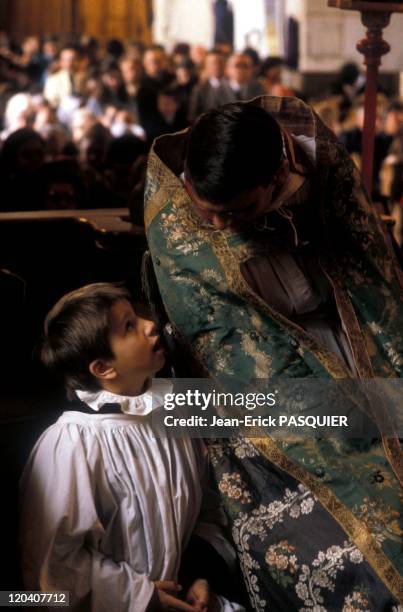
[41, 283, 131, 396]
[185, 102, 284, 205]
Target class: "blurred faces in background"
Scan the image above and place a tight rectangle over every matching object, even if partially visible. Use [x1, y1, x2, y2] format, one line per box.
[226, 53, 253, 86]
[143, 47, 167, 79]
[203, 51, 224, 82]
[59, 48, 78, 74]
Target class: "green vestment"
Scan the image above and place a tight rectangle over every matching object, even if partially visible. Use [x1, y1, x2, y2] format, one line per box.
[145, 96, 403, 610]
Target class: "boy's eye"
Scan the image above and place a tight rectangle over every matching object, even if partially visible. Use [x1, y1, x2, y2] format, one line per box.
[125, 320, 135, 332]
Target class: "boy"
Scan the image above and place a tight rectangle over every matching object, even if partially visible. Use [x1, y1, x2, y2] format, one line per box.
[20, 283, 245, 612]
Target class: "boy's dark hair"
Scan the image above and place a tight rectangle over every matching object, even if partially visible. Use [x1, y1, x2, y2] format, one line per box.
[184, 103, 283, 205]
[41, 283, 131, 395]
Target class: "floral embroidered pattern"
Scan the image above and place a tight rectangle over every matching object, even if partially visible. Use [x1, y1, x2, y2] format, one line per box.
[353, 497, 402, 544]
[160, 205, 205, 256]
[342, 588, 371, 612]
[296, 542, 364, 611]
[265, 540, 299, 589]
[218, 472, 252, 505]
[200, 268, 226, 291]
[231, 438, 259, 460]
[240, 332, 273, 377]
[208, 438, 259, 466]
[231, 484, 315, 610]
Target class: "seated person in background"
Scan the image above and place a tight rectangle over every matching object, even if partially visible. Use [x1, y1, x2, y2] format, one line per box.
[0, 128, 45, 211]
[0, 35, 46, 91]
[20, 283, 245, 612]
[35, 159, 88, 210]
[190, 45, 208, 71]
[242, 48, 261, 79]
[171, 42, 191, 68]
[44, 45, 83, 109]
[119, 55, 144, 117]
[339, 101, 392, 199]
[99, 62, 128, 109]
[109, 108, 146, 140]
[41, 35, 60, 84]
[383, 100, 403, 141]
[259, 57, 294, 97]
[170, 58, 198, 120]
[330, 62, 370, 124]
[137, 45, 174, 129]
[380, 101, 403, 247]
[211, 53, 264, 107]
[188, 50, 225, 122]
[1, 92, 34, 140]
[78, 122, 112, 174]
[144, 88, 188, 144]
[104, 134, 147, 207]
[33, 102, 68, 160]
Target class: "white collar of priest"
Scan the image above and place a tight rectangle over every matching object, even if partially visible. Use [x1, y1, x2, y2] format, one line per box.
[75, 378, 173, 415]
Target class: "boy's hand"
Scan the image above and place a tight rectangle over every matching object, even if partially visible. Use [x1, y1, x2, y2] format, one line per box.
[154, 581, 199, 611]
[186, 579, 210, 611]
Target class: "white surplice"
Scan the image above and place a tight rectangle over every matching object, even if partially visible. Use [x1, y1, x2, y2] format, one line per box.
[20, 379, 239, 612]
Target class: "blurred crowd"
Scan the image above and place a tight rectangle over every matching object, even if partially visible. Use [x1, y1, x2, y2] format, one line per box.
[0, 32, 402, 240]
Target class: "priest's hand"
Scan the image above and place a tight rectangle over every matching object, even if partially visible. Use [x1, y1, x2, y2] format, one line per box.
[154, 581, 199, 611]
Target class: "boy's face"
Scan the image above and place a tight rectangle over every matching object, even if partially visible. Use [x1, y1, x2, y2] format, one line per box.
[106, 299, 165, 395]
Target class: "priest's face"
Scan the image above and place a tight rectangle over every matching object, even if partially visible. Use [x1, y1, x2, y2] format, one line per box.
[185, 159, 289, 231]
[107, 300, 165, 394]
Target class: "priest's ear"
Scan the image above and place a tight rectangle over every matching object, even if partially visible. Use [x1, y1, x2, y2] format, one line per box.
[89, 359, 117, 383]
